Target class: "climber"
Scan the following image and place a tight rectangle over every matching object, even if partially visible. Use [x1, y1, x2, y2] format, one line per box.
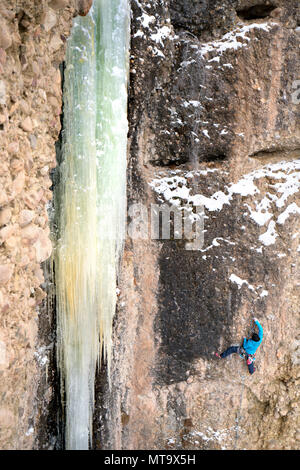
[215, 318, 263, 375]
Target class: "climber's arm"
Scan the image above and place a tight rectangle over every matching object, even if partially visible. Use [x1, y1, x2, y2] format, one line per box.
[254, 318, 263, 340]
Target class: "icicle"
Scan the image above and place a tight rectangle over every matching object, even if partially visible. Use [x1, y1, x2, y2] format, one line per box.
[55, 0, 130, 450]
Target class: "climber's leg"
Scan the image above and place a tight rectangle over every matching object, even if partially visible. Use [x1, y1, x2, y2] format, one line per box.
[247, 357, 256, 374]
[219, 346, 239, 358]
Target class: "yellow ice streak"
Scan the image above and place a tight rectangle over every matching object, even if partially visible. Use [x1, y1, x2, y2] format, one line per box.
[54, 0, 130, 449]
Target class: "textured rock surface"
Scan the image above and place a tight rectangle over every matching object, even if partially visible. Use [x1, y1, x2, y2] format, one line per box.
[98, 0, 300, 451]
[0, 0, 93, 450]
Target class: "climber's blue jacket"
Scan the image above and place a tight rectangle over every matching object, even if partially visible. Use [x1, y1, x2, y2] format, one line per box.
[243, 320, 263, 355]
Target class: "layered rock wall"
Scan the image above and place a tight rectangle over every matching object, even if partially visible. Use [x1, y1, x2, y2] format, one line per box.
[0, 0, 93, 450]
[101, 0, 300, 450]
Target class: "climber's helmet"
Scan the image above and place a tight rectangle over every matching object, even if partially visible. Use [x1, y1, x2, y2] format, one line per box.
[252, 333, 260, 342]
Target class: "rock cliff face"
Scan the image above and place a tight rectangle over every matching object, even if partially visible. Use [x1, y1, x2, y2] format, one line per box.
[0, 0, 92, 450]
[0, 0, 299, 450]
[100, 0, 300, 450]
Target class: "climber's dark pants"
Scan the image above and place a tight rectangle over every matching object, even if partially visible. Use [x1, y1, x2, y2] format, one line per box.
[220, 346, 255, 374]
